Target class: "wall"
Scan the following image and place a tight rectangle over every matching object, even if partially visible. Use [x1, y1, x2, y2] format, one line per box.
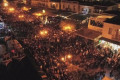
[48, 2, 60, 10]
[102, 23, 120, 42]
[79, 5, 94, 14]
[31, 0, 40, 6]
[61, 1, 79, 13]
[88, 18, 103, 32]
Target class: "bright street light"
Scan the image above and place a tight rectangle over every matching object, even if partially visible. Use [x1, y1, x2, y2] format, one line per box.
[42, 10, 45, 14]
[39, 30, 48, 37]
[4, 2, 8, 7]
[61, 54, 72, 62]
[9, 8, 15, 12]
[61, 57, 65, 61]
[18, 15, 24, 18]
[67, 54, 72, 59]
[34, 13, 42, 17]
[22, 7, 30, 11]
[62, 26, 73, 32]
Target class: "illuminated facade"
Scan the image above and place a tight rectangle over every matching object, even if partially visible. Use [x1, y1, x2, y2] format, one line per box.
[61, 1, 79, 12]
[31, 0, 118, 14]
[88, 15, 120, 51]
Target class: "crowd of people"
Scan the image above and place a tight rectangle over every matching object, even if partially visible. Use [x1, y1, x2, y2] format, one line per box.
[0, 3, 120, 80]
[22, 32, 120, 80]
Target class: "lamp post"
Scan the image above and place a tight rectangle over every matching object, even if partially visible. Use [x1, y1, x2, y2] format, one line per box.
[61, 54, 72, 62]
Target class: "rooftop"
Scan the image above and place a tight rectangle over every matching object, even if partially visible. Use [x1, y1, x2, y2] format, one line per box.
[76, 28, 102, 40]
[105, 16, 120, 25]
[51, 0, 116, 6]
[104, 10, 120, 16]
[91, 15, 114, 22]
[68, 14, 90, 21]
[79, 1, 116, 6]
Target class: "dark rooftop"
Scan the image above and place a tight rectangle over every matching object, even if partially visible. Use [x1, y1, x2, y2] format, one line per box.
[104, 10, 120, 16]
[50, 0, 116, 6]
[76, 28, 102, 40]
[105, 16, 120, 25]
[79, 1, 116, 6]
[68, 14, 90, 20]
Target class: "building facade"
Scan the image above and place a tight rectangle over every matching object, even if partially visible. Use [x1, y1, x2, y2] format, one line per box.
[31, 0, 119, 14]
[88, 15, 120, 52]
[61, 1, 79, 13]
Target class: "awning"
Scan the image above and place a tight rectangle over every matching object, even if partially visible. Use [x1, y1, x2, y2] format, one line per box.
[75, 28, 102, 40]
[100, 37, 120, 45]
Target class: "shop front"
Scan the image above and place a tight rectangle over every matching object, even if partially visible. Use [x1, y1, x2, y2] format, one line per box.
[99, 38, 120, 53]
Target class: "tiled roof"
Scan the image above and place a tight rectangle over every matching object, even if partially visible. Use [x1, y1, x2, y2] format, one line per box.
[76, 28, 102, 40]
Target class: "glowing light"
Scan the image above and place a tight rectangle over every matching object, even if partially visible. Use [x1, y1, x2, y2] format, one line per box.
[67, 54, 72, 59]
[39, 30, 48, 36]
[63, 26, 73, 31]
[61, 57, 65, 61]
[22, 7, 29, 11]
[18, 15, 24, 18]
[9, 8, 15, 12]
[52, 3, 55, 5]
[34, 13, 42, 17]
[11, 49, 15, 53]
[4, 2, 8, 7]
[42, 10, 45, 14]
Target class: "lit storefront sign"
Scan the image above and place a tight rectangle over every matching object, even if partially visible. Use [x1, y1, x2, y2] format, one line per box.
[99, 40, 120, 52]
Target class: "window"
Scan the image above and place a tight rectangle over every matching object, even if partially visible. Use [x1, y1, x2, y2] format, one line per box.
[90, 20, 103, 28]
[63, 5, 65, 9]
[108, 28, 112, 35]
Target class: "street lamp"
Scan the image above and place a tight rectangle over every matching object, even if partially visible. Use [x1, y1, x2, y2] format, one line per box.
[9, 8, 15, 12]
[62, 25, 73, 32]
[18, 15, 24, 18]
[3, 2, 8, 7]
[61, 54, 72, 62]
[34, 13, 42, 17]
[67, 54, 72, 59]
[61, 57, 65, 62]
[22, 7, 31, 11]
[39, 30, 48, 37]
[3, 0, 8, 7]
[42, 10, 45, 14]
